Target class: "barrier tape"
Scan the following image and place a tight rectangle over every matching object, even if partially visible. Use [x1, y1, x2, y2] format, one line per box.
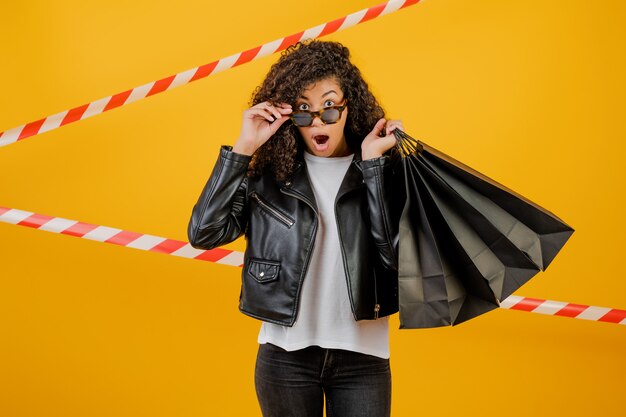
[0, 206, 243, 267]
[500, 296, 626, 325]
[2, 204, 624, 326]
[0, 0, 422, 148]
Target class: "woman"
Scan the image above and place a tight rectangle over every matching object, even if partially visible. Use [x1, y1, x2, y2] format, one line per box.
[188, 39, 404, 417]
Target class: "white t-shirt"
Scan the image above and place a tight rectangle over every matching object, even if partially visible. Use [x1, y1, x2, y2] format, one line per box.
[257, 150, 390, 359]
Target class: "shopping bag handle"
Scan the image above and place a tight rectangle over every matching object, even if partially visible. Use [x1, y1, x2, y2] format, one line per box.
[392, 128, 424, 156]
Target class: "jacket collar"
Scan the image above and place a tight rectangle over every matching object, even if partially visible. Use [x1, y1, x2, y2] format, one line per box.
[282, 159, 317, 210]
[282, 149, 365, 208]
[336, 151, 366, 202]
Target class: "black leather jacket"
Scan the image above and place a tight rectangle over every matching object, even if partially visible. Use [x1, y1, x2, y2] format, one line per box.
[187, 145, 400, 326]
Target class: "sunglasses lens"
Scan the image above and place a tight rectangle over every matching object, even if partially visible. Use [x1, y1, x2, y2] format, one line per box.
[292, 113, 313, 127]
[321, 109, 340, 124]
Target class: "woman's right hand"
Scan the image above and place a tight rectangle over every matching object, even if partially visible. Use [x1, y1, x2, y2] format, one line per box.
[232, 101, 292, 156]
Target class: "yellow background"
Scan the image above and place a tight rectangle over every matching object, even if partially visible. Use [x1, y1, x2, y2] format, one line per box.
[1, 0, 625, 415]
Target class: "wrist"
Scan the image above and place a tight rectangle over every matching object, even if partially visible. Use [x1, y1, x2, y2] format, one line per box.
[233, 140, 256, 156]
[361, 151, 382, 161]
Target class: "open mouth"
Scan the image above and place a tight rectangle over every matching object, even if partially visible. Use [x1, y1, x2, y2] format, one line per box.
[311, 135, 330, 153]
[313, 135, 329, 145]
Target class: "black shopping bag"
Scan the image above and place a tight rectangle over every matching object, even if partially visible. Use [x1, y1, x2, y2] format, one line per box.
[391, 130, 574, 328]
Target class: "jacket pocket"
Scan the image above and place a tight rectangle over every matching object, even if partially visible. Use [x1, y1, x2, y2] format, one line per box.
[247, 258, 281, 283]
[250, 191, 295, 228]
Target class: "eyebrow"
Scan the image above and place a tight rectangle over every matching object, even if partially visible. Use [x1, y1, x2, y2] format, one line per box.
[298, 90, 339, 100]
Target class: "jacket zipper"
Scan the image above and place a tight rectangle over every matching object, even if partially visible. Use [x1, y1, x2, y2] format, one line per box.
[250, 191, 294, 228]
[373, 267, 380, 320]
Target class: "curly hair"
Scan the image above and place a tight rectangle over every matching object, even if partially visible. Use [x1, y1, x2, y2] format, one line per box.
[246, 39, 386, 181]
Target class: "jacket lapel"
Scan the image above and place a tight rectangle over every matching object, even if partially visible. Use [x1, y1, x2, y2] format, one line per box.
[336, 152, 366, 203]
[282, 160, 318, 212]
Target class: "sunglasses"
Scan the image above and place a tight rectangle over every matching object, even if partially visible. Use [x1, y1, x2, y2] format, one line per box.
[289, 100, 348, 127]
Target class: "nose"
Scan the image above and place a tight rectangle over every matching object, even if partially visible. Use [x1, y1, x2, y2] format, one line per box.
[310, 113, 325, 127]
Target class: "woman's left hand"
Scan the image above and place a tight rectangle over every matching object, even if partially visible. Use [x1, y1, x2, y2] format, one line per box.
[361, 118, 404, 160]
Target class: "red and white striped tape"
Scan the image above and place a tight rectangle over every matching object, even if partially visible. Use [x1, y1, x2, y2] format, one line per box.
[2, 204, 624, 326]
[0, 0, 421, 148]
[0, 206, 243, 267]
[500, 296, 626, 325]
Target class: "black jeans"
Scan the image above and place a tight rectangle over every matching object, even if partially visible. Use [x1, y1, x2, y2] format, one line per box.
[254, 343, 391, 417]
